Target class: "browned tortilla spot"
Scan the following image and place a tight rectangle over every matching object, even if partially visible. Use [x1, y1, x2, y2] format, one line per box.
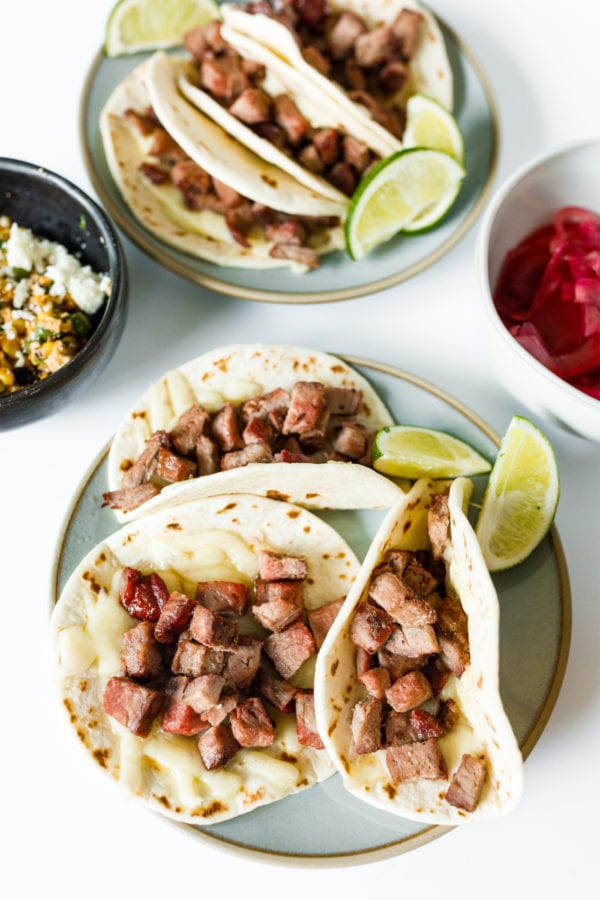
[78, 680, 88, 691]
[322, 553, 330, 559]
[297, 778, 309, 787]
[330, 365, 345, 374]
[305, 492, 319, 499]
[196, 801, 226, 818]
[93, 748, 111, 768]
[82, 572, 102, 594]
[287, 510, 300, 518]
[132, 410, 147, 420]
[214, 356, 232, 373]
[218, 502, 238, 513]
[403, 521, 411, 533]
[261, 174, 277, 187]
[280, 752, 298, 764]
[154, 794, 172, 809]
[383, 783, 397, 800]
[303, 526, 310, 533]
[167, 522, 182, 530]
[120, 458, 134, 471]
[330, 659, 339, 676]
[244, 787, 265, 804]
[266, 490, 289, 501]
[96, 552, 107, 564]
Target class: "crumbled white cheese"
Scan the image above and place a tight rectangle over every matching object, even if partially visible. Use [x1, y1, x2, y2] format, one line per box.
[12, 278, 29, 309]
[5, 223, 111, 315]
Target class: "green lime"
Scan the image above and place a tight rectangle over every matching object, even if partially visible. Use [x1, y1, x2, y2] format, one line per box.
[105, 0, 220, 56]
[402, 93, 465, 164]
[372, 425, 492, 479]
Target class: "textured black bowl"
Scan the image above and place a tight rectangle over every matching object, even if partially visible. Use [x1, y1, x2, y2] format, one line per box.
[0, 158, 128, 429]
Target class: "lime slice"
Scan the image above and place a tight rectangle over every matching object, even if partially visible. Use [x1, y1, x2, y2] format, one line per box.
[105, 0, 220, 56]
[475, 416, 560, 572]
[372, 425, 492, 479]
[403, 94, 465, 164]
[345, 149, 465, 259]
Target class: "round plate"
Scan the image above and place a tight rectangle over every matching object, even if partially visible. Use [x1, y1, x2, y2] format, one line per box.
[51, 357, 570, 865]
[79, 15, 499, 303]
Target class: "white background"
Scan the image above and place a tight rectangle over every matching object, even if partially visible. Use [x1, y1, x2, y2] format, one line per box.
[2, 1, 599, 897]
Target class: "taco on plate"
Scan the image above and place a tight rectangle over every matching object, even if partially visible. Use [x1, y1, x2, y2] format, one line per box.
[314, 477, 525, 824]
[51, 493, 362, 824]
[100, 53, 345, 272]
[102, 343, 402, 522]
[215, 0, 452, 158]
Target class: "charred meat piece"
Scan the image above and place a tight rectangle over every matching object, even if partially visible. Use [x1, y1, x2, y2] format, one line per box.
[324, 386, 362, 416]
[409, 708, 444, 742]
[428, 491, 451, 560]
[183, 673, 226, 713]
[385, 624, 438, 658]
[101, 483, 161, 513]
[221, 441, 274, 469]
[423, 655, 452, 695]
[254, 121, 288, 150]
[148, 129, 188, 165]
[328, 11, 367, 60]
[230, 696, 275, 747]
[211, 402, 243, 452]
[386, 738, 447, 783]
[252, 598, 302, 632]
[333, 419, 368, 460]
[295, 690, 324, 749]
[436, 595, 470, 678]
[299, 143, 325, 174]
[328, 161, 357, 197]
[385, 670, 433, 713]
[103, 676, 164, 738]
[349, 602, 395, 654]
[379, 60, 408, 95]
[401, 556, 439, 596]
[171, 637, 225, 677]
[121, 621, 162, 679]
[269, 244, 320, 269]
[265, 219, 307, 246]
[155, 447, 197, 484]
[212, 179, 244, 210]
[391, 9, 423, 60]
[243, 414, 276, 445]
[168, 403, 209, 455]
[242, 387, 290, 430]
[119, 568, 169, 623]
[282, 381, 327, 437]
[139, 162, 169, 185]
[125, 107, 158, 136]
[154, 591, 197, 643]
[257, 668, 297, 713]
[203, 685, 240, 726]
[229, 87, 272, 124]
[384, 709, 411, 747]
[258, 550, 308, 582]
[196, 580, 250, 616]
[351, 697, 382, 755]
[264, 620, 315, 679]
[195, 434, 221, 476]
[293, 0, 329, 29]
[354, 25, 395, 68]
[225, 205, 253, 248]
[189, 604, 239, 650]
[368, 569, 437, 628]
[198, 724, 240, 770]
[170, 160, 212, 197]
[341, 135, 371, 173]
[255, 578, 304, 607]
[273, 94, 311, 145]
[302, 45, 331, 76]
[377, 646, 427, 679]
[312, 127, 340, 166]
[307, 597, 344, 649]
[200, 55, 250, 102]
[122, 430, 171, 488]
[438, 698, 459, 733]
[445, 754, 486, 812]
[162, 677, 209, 736]
[356, 647, 373, 677]
[224, 635, 263, 689]
[358, 665, 391, 700]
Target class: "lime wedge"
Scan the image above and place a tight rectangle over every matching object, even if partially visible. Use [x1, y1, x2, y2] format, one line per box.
[345, 149, 465, 259]
[403, 94, 465, 164]
[372, 425, 492, 479]
[105, 0, 220, 56]
[475, 416, 560, 571]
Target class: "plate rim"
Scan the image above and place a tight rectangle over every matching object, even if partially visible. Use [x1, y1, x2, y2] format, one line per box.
[78, 17, 501, 304]
[49, 356, 571, 865]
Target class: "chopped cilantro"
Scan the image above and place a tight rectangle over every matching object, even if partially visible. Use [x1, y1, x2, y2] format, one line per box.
[79, 215, 87, 230]
[68, 312, 91, 334]
[12, 266, 31, 281]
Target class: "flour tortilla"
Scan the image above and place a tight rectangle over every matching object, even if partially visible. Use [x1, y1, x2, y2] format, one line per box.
[314, 477, 525, 824]
[51, 494, 361, 825]
[220, 0, 453, 159]
[107, 343, 400, 523]
[100, 58, 344, 272]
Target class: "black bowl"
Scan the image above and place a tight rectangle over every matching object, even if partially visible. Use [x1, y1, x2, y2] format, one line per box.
[0, 158, 128, 429]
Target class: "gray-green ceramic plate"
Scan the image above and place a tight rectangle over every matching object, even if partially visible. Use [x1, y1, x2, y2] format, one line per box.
[79, 10, 499, 303]
[51, 357, 570, 866]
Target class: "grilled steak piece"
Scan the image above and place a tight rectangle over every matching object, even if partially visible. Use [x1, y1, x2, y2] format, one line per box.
[445, 754, 486, 812]
[312, 127, 340, 166]
[386, 738, 447, 783]
[377, 646, 428, 679]
[203, 685, 240, 726]
[391, 9, 423, 60]
[169, 403, 209, 455]
[211, 402, 243, 451]
[333, 419, 368, 460]
[273, 94, 311, 145]
[328, 161, 356, 196]
[269, 243, 320, 269]
[328, 11, 367, 60]
[122, 431, 171, 488]
[436, 595, 470, 678]
[386, 670, 433, 713]
[358, 665, 391, 699]
[242, 387, 290, 429]
[437, 698, 459, 733]
[299, 143, 325, 174]
[351, 697, 382, 754]
[121, 621, 162, 679]
[196, 580, 250, 616]
[385, 624, 439, 657]
[264, 620, 315, 679]
[265, 219, 307, 246]
[189, 605, 239, 650]
[148, 130, 187, 165]
[349, 602, 395, 654]
[428, 492, 451, 560]
[183, 673, 226, 713]
[379, 60, 408, 95]
[201, 55, 250, 101]
[118, 568, 169, 623]
[355, 647, 373, 677]
[282, 381, 328, 437]
[229, 87, 272, 124]
[195, 434, 221, 475]
[224, 635, 263, 689]
[368, 569, 438, 627]
[354, 25, 395, 68]
[423, 655, 452, 695]
[103, 676, 164, 738]
[125, 107, 158, 136]
[162, 676, 210, 736]
[324, 386, 362, 416]
[171, 637, 225, 677]
[409, 708, 444, 742]
[252, 598, 302, 632]
[242, 414, 275, 445]
[140, 162, 169, 185]
[401, 556, 439, 596]
[198, 724, 240, 770]
[212, 178, 244, 209]
[221, 441, 274, 469]
[384, 709, 411, 747]
[230, 697, 275, 747]
[302, 45, 331, 75]
[341, 134, 371, 173]
[257, 668, 297, 713]
[307, 597, 344, 649]
[295, 690, 324, 749]
[254, 578, 304, 607]
[101, 483, 161, 513]
[170, 161, 212, 197]
[155, 448, 197, 483]
[258, 550, 308, 582]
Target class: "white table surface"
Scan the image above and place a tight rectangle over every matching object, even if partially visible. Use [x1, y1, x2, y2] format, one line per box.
[2, 1, 599, 896]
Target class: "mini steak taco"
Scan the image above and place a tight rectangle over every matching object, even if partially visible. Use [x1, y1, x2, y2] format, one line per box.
[100, 53, 346, 272]
[103, 344, 402, 522]
[51, 494, 362, 824]
[217, 0, 452, 157]
[314, 477, 525, 824]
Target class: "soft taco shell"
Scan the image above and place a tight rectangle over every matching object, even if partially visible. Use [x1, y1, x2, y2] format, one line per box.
[314, 477, 524, 824]
[51, 494, 361, 825]
[107, 344, 400, 523]
[221, 0, 453, 158]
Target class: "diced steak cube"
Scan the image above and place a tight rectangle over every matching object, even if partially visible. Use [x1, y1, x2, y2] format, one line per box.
[254, 579, 304, 607]
[328, 11, 367, 60]
[438, 698, 459, 733]
[302, 45, 331, 76]
[139, 162, 169, 185]
[102, 483, 161, 513]
[242, 414, 275, 445]
[171, 637, 225, 676]
[333, 419, 368, 460]
[258, 550, 308, 582]
[155, 448, 197, 483]
[349, 602, 395, 654]
[198, 724, 240, 770]
[351, 697, 382, 755]
[436, 595, 470, 678]
[189, 605, 238, 650]
[120, 621, 162, 679]
[211, 402, 243, 452]
[264, 621, 315, 680]
[168, 403, 209, 455]
[242, 387, 290, 431]
[299, 143, 325, 174]
[148, 130, 187, 165]
[122, 431, 171, 488]
[200, 56, 249, 102]
[254, 122, 288, 150]
[307, 597, 344, 649]
[195, 434, 221, 475]
[213, 178, 243, 209]
[224, 635, 262, 689]
[230, 696, 275, 747]
[273, 94, 311, 145]
[354, 25, 395, 68]
[170, 160, 212, 196]
[269, 244, 320, 269]
[445, 754, 487, 812]
[229, 87, 272, 124]
[386, 670, 433, 713]
[103, 676, 164, 738]
[369, 569, 437, 627]
[423, 655, 452, 695]
[358, 666, 391, 699]
[428, 491, 451, 560]
[252, 598, 301, 632]
[183, 673, 226, 713]
[295, 691, 324, 749]
[377, 646, 427, 679]
[355, 647, 373, 677]
[379, 60, 408, 95]
[391, 9, 423, 60]
[125, 107, 158, 137]
[342, 134, 371, 173]
[196, 581, 250, 616]
[221, 442, 273, 469]
[384, 709, 412, 747]
[312, 127, 340, 166]
[402, 556, 439, 596]
[386, 738, 447, 783]
[154, 591, 197, 643]
[265, 219, 307, 247]
[385, 624, 439, 657]
[324, 386, 362, 416]
[257, 668, 297, 713]
[328, 161, 357, 197]
[282, 381, 328, 437]
[409, 708, 444, 742]
[384, 549, 412, 576]
[203, 685, 240, 726]
[161, 676, 209, 736]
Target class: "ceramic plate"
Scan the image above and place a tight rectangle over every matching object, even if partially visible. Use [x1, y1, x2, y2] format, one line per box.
[51, 357, 570, 865]
[79, 11, 499, 303]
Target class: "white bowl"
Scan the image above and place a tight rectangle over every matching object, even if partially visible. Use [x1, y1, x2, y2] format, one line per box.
[476, 138, 600, 441]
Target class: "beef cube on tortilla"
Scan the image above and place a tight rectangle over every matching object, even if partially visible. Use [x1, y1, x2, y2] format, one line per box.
[103, 676, 164, 738]
[196, 580, 250, 616]
[121, 621, 162, 679]
[264, 621, 315, 679]
[198, 724, 240, 770]
[189, 605, 239, 650]
[445, 754, 487, 812]
[386, 738, 447, 783]
[351, 697, 382, 755]
[295, 691, 324, 749]
[154, 592, 197, 643]
[230, 697, 275, 747]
